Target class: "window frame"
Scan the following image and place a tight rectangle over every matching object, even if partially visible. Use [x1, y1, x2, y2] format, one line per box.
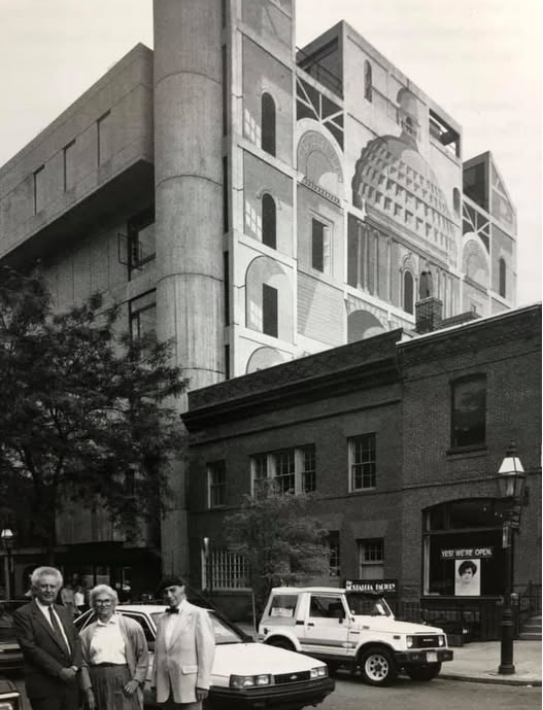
[358, 538, 384, 580]
[348, 433, 377, 491]
[251, 444, 317, 495]
[262, 283, 278, 337]
[207, 460, 227, 509]
[262, 193, 277, 249]
[261, 92, 276, 157]
[311, 216, 331, 274]
[450, 374, 487, 450]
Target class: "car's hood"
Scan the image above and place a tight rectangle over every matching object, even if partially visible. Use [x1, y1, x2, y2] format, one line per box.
[352, 616, 443, 635]
[212, 642, 322, 679]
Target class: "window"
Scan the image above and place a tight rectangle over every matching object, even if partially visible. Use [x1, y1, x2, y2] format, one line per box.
[312, 218, 330, 273]
[223, 251, 230, 324]
[33, 166, 45, 214]
[222, 45, 228, 135]
[128, 209, 155, 278]
[451, 375, 486, 448]
[498, 258, 506, 298]
[63, 141, 76, 192]
[207, 461, 226, 508]
[223, 156, 229, 232]
[349, 434, 376, 490]
[429, 109, 460, 159]
[261, 92, 276, 156]
[358, 538, 384, 580]
[403, 270, 414, 314]
[364, 60, 373, 103]
[129, 290, 156, 346]
[97, 111, 111, 165]
[262, 193, 277, 249]
[209, 549, 249, 590]
[251, 444, 317, 495]
[262, 284, 278, 337]
[328, 531, 340, 577]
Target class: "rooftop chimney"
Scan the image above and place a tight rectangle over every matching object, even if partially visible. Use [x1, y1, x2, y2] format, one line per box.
[415, 296, 443, 334]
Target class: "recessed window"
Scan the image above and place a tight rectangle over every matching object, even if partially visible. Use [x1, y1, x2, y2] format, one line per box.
[498, 258, 506, 298]
[429, 109, 460, 159]
[128, 209, 155, 278]
[451, 375, 486, 448]
[262, 193, 277, 249]
[403, 270, 414, 315]
[33, 166, 45, 214]
[262, 284, 278, 337]
[261, 92, 276, 156]
[312, 217, 330, 273]
[63, 142, 76, 192]
[349, 433, 376, 490]
[364, 60, 373, 103]
[129, 290, 156, 347]
[328, 531, 341, 577]
[358, 538, 384, 580]
[207, 461, 226, 508]
[97, 111, 111, 165]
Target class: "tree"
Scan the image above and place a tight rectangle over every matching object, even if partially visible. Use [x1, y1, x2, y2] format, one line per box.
[224, 482, 330, 615]
[0, 267, 187, 555]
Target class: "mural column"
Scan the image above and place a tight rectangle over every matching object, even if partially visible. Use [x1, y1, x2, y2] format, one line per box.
[153, 0, 224, 576]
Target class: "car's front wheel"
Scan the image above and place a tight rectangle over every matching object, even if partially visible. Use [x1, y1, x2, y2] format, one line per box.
[265, 636, 296, 652]
[406, 662, 442, 681]
[359, 647, 397, 686]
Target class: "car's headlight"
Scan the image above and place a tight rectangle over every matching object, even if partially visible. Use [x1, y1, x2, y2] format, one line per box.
[230, 674, 272, 688]
[311, 666, 328, 679]
[406, 635, 414, 648]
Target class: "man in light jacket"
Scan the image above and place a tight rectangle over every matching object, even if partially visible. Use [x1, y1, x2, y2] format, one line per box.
[152, 575, 215, 709]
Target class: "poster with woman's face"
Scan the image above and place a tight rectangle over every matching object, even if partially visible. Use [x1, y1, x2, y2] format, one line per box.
[455, 559, 480, 596]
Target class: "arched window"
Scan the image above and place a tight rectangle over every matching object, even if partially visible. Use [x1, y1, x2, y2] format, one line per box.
[498, 258, 506, 298]
[364, 61, 373, 103]
[261, 92, 276, 156]
[262, 193, 276, 249]
[403, 270, 414, 314]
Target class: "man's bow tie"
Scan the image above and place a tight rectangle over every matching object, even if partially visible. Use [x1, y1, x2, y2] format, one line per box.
[166, 607, 179, 614]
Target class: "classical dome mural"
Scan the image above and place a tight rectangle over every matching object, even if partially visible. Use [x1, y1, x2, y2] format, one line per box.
[351, 89, 455, 259]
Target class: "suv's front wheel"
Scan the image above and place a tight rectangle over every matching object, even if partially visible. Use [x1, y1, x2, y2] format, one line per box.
[359, 647, 397, 686]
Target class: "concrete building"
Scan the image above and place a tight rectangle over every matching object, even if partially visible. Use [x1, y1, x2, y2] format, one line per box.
[0, 1, 519, 593]
[183, 303, 541, 637]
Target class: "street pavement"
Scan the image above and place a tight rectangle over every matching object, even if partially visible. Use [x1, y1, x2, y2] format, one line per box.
[238, 624, 541, 687]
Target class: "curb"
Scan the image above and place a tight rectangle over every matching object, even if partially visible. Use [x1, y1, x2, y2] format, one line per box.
[439, 672, 541, 687]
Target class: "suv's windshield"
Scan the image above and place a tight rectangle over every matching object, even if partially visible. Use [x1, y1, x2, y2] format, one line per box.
[345, 593, 393, 617]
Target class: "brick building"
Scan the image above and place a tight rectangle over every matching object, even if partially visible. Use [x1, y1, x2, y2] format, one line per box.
[183, 303, 541, 636]
[0, 0, 521, 592]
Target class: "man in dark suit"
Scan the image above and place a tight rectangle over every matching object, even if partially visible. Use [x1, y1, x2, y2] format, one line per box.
[13, 566, 82, 710]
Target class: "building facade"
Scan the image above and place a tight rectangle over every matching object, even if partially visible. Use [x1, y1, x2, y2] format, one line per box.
[0, 0, 519, 592]
[183, 304, 541, 636]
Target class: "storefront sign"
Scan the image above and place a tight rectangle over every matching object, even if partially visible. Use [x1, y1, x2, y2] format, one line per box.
[440, 546, 493, 560]
[344, 579, 397, 594]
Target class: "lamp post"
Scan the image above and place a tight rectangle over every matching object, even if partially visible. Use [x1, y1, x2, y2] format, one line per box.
[497, 442, 525, 676]
[1, 529, 16, 600]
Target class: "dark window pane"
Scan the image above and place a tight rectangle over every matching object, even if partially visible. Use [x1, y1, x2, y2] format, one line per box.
[261, 93, 276, 156]
[312, 219, 325, 272]
[451, 376, 486, 448]
[262, 284, 278, 337]
[262, 194, 277, 249]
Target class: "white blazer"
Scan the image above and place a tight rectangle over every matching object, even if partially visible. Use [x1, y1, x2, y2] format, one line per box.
[153, 601, 215, 704]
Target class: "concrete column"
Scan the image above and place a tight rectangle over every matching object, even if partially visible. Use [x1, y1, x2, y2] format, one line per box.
[154, 0, 225, 577]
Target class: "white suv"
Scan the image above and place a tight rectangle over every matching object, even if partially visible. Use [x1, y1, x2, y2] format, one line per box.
[258, 587, 453, 686]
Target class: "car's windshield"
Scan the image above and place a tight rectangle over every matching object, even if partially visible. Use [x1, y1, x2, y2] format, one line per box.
[149, 611, 245, 645]
[345, 593, 393, 617]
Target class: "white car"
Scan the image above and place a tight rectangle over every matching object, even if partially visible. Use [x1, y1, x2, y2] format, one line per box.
[75, 604, 334, 710]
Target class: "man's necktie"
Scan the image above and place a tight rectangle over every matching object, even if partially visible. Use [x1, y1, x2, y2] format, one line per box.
[48, 607, 71, 654]
[166, 607, 179, 614]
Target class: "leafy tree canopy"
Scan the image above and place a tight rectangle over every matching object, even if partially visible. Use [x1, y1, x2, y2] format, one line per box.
[0, 267, 187, 550]
[224, 481, 330, 612]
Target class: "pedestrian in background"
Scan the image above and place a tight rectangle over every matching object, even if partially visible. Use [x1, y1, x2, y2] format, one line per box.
[60, 583, 75, 619]
[80, 584, 148, 710]
[13, 566, 82, 710]
[152, 575, 215, 709]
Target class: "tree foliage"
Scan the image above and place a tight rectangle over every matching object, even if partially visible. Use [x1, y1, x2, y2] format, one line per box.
[0, 267, 187, 551]
[224, 482, 330, 612]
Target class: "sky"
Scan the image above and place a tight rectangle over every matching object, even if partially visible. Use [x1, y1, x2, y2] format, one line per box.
[0, 0, 540, 306]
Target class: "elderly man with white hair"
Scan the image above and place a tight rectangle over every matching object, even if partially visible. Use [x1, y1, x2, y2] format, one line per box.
[80, 584, 149, 710]
[13, 566, 82, 710]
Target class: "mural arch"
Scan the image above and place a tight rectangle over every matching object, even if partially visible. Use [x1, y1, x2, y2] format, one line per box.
[246, 346, 287, 374]
[297, 128, 344, 198]
[245, 255, 293, 342]
[347, 309, 386, 342]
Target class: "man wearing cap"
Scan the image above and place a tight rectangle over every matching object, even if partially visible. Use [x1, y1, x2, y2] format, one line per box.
[152, 575, 215, 709]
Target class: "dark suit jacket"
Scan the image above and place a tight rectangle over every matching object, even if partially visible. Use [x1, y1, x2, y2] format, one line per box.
[13, 600, 82, 700]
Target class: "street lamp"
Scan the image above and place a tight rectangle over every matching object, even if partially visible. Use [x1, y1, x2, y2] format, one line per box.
[1, 529, 16, 600]
[497, 442, 525, 676]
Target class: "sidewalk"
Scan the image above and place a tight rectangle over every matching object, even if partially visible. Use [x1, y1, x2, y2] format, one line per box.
[238, 624, 541, 687]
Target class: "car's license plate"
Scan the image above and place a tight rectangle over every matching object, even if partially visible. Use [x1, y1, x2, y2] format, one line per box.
[426, 652, 437, 662]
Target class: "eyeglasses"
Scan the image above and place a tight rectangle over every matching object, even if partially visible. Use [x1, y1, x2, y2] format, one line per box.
[95, 599, 113, 606]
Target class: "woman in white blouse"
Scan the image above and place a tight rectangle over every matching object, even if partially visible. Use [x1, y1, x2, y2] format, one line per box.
[80, 585, 149, 710]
